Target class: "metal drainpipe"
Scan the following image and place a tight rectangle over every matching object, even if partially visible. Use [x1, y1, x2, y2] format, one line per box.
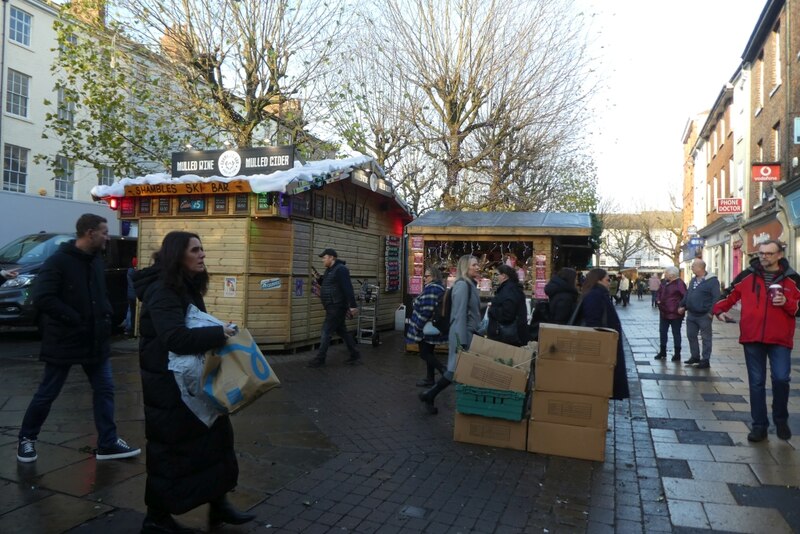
[0, 0, 8, 159]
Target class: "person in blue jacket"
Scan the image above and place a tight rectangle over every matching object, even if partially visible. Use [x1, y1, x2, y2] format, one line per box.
[405, 266, 448, 387]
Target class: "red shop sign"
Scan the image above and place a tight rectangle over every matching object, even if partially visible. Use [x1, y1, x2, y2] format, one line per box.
[751, 163, 781, 182]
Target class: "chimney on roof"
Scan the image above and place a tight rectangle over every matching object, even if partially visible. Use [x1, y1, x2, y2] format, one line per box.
[67, 0, 107, 26]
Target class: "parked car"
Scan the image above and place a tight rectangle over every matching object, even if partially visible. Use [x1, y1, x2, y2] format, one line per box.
[0, 232, 137, 330]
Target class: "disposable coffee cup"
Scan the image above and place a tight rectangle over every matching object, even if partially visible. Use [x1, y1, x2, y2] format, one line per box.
[768, 284, 783, 303]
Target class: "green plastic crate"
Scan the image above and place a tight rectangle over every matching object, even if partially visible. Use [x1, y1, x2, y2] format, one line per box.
[455, 384, 526, 421]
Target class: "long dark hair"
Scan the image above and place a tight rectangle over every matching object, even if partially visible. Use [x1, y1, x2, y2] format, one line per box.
[581, 268, 607, 296]
[155, 231, 209, 295]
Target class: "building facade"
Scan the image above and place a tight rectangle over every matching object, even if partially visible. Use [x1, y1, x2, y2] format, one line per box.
[683, 0, 800, 284]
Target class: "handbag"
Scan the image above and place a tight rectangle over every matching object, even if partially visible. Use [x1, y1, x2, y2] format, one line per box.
[203, 328, 281, 413]
[491, 320, 521, 346]
[423, 321, 441, 336]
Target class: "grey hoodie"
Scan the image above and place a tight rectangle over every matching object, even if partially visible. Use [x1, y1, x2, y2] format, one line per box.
[680, 272, 721, 315]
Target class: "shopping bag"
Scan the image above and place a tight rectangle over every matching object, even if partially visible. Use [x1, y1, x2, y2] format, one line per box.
[202, 328, 280, 413]
[169, 304, 228, 427]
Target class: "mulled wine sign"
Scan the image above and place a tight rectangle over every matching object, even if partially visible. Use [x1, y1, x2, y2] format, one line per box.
[172, 146, 294, 178]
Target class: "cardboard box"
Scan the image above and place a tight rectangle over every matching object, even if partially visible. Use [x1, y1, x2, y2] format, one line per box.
[527, 420, 607, 461]
[469, 336, 535, 368]
[537, 323, 618, 365]
[454, 351, 530, 393]
[532, 391, 609, 429]
[534, 358, 614, 397]
[453, 412, 528, 451]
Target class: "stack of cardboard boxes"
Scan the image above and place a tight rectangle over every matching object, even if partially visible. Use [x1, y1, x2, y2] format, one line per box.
[452, 336, 535, 451]
[529, 324, 618, 461]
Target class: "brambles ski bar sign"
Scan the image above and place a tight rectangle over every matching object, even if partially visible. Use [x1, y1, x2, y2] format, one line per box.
[171, 146, 294, 178]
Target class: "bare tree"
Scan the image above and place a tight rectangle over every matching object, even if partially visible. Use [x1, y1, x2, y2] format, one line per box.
[600, 214, 646, 269]
[45, 0, 348, 176]
[640, 209, 684, 266]
[371, 0, 594, 209]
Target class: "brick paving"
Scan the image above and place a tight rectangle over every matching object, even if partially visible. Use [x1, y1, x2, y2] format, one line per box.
[0, 297, 798, 533]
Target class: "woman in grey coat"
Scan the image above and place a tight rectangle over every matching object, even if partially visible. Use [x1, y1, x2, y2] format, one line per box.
[419, 255, 481, 414]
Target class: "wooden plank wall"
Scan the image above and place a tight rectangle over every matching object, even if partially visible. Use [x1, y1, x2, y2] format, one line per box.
[136, 183, 406, 349]
[308, 182, 404, 335]
[137, 217, 250, 327]
[245, 219, 294, 343]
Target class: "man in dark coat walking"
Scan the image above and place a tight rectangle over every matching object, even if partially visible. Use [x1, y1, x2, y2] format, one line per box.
[16, 214, 140, 463]
[308, 248, 361, 367]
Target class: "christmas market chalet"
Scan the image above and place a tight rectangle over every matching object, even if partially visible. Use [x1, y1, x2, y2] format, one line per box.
[92, 146, 413, 350]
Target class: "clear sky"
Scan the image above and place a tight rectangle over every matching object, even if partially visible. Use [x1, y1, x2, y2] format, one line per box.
[577, 0, 768, 211]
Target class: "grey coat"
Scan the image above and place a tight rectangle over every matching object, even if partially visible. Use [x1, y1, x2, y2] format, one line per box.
[680, 273, 721, 316]
[447, 277, 481, 377]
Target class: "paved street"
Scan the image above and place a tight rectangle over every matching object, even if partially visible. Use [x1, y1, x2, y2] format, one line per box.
[0, 299, 798, 533]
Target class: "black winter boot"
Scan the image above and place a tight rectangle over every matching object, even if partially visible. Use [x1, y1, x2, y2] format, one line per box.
[141, 507, 195, 533]
[209, 497, 255, 526]
[671, 349, 681, 362]
[418, 377, 451, 415]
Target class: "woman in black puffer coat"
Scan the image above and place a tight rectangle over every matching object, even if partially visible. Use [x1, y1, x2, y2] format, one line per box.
[487, 264, 529, 346]
[134, 231, 253, 533]
[544, 267, 579, 324]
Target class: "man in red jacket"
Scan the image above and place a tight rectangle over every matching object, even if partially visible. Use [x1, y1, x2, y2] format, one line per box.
[713, 240, 800, 442]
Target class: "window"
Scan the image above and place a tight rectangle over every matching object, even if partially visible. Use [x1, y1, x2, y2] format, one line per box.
[98, 166, 114, 186]
[9, 7, 31, 46]
[757, 52, 765, 110]
[55, 156, 74, 199]
[773, 22, 781, 87]
[720, 170, 726, 199]
[57, 87, 75, 128]
[773, 122, 780, 160]
[3, 144, 28, 192]
[599, 257, 607, 267]
[6, 69, 30, 117]
[634, 258, 642, 267]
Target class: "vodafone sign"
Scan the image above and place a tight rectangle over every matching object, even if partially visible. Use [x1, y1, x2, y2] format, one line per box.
[717, 198, 743, 214]
[752, 163, 781, 182]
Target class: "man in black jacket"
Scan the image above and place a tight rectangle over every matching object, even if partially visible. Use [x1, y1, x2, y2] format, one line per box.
[308, 248, 361, 367]
[16, 214, 140, 463]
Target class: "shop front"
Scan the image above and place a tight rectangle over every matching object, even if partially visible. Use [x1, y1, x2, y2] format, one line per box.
[698, 215, 738, 288]
[404, 211, 595, 305]
[91, 146, 413, 349]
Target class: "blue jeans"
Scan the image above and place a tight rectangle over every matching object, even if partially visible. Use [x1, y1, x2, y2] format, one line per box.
[686, 314, 713, 360]
[659, 317, 683, 353]
[19, 359, 117, 447]
[743, 343, 791, 429]
[317, 306, 359, 359]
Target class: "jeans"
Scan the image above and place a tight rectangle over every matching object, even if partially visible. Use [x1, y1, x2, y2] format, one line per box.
[686, 313, 713, 360]
[651, 292, 658, 307]
[19, 359, 117, 447]
[743, 343, 791, 429]
[418, 340, 443, 378]
[317, 305, 360, 359]
[659, 317, 683, 353]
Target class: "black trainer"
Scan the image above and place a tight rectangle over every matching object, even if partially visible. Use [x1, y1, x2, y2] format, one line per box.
[776, 422, 792, 440]
[654, 353, 666, 360]
[747, 427, 768, 442]
[17, 438, 37, 463]
[684, 357, 700, 365]
[96, 438, 141, 460]
[307, 357, 326, 368]
[695, 360, 710, 369]
[344, 354, 362, 365]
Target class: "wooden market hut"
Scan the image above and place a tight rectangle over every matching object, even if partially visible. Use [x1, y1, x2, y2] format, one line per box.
[405, 211, 596, 301]
[92, 147, 413, 350]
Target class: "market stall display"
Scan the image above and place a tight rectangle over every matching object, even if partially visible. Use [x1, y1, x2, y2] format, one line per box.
[92, 146, 413, 350]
